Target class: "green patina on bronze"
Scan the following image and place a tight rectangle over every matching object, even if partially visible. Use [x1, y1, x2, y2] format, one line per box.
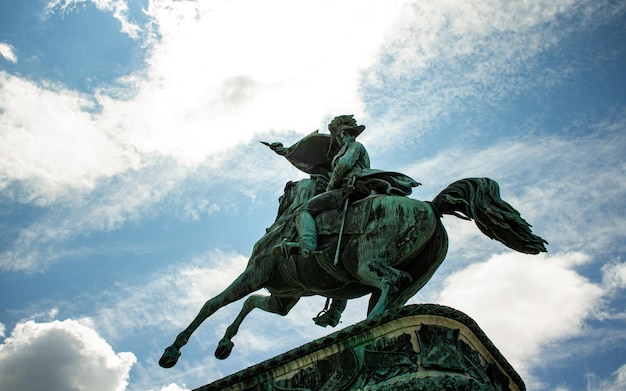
[159, 115, 547, 369]
[194, 304, 526, 391]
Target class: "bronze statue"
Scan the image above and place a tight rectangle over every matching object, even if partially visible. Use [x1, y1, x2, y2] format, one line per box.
[159, 115, 547, 368]
[273, 115, 418, 259]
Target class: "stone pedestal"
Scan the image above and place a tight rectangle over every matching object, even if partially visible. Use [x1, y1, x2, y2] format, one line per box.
[193, 304, 524, 391]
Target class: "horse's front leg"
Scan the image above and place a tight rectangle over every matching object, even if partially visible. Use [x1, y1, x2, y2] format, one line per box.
[159, 267, 267, 368]
[215, 295, 299, 359]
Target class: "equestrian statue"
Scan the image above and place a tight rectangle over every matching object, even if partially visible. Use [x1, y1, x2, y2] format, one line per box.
[159, 115, 547, 368]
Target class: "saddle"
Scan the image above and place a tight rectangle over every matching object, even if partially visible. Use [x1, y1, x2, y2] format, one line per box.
[272, 196, 376, 288]
[316, 196, 375, 236]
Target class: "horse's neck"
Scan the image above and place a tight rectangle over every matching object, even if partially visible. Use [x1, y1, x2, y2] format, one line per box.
[277, 179, 317, 217]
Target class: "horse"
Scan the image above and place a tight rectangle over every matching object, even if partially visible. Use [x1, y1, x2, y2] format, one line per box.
[159, 177, 547, 368]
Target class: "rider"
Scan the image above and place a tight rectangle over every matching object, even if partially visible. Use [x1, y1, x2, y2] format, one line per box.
[275, 114, 369, 258]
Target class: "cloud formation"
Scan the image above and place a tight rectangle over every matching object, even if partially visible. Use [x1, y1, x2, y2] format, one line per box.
[587, 364, 626, 391]
[1, 0, 408, 197]
[2, 0, 623, 274]
[436, 252, 603, 379]
[0, 319, 136, 391]
[0, 72, 138, 205]
[0, 0, 409, 273]
[45, 0, 141, 38]
[94, 251, 251, 340]
[404, 116, 626, 257]
[75, 249, 366, 388]
[1, 2, 625, 389]
[0, 43, 17, 63]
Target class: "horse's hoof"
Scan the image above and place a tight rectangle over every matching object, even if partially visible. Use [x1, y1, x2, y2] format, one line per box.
[159, 346, 181, 368]
[215, 338, 234, 360]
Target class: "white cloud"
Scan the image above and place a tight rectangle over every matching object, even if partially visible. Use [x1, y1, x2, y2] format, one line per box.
[0, 72, 140, 205]
[587, 364, 626, 391]
[0, 42, 17, 63]
[602, 261, 626, 291]
[392, 0, 579, 68]
[0, 319, 136, 391]
[404, 120, 626, 256]
[95, 0, 407, 164]
[84, 249, 368, 388]
[0, 0, 312, 202]
[0, 139, 295, 272]
[2, 0, 621, 275]
[0, 322, 5, 338]
[89, 248, 364, 346]
[1, 0, 618, 200]
[436, 252, 603, 378]
[94, 251, 251, 340]
[154, 384, 189, 391]
[360, 0, 616, 147]
[45, 0, 141, 38]
[0, 1, 407, 260]
[0, 2, 624, 390]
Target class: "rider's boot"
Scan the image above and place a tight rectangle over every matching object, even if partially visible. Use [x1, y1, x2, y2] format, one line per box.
[273, 212, 317, 258]
[298, 212, 317, 257]
[313, 298, 347, 327]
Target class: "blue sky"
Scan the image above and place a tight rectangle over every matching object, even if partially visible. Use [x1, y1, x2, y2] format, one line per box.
[1, 1, 625, 390]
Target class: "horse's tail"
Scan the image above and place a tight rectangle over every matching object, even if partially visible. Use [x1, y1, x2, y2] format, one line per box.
[431, 177, 548, 254]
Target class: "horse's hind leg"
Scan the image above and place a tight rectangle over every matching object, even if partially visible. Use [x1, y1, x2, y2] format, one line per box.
[355, 258, 412, 318]
[215, 295, 299, 359]
[159, 267, 268, 368]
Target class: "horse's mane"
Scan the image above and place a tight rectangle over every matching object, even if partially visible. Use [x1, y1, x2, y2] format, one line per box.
[271, 179, 318, 226]
[255, 179, 318, 254]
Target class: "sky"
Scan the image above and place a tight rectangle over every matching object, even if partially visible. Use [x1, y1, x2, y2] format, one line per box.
[0, 0, 625, 390]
